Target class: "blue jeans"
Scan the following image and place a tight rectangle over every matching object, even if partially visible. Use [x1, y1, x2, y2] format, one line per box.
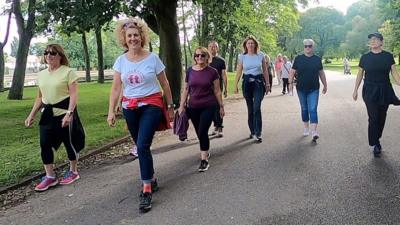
[242, 75, 265, 136]
[123, 105, 162, 183]
[297, 89, 319, 124]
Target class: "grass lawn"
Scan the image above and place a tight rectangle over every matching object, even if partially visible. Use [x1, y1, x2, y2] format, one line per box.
[323, 59, 400, 75]
[0, 82, 128, 186]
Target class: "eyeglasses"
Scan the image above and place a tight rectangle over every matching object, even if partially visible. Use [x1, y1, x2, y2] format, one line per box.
[44, 50, 58, 56]
[124, 21, 138, 29]
[304, 45, 313, 48]
[194, 53, 206, 58]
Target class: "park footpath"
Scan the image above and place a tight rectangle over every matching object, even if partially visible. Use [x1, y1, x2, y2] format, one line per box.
[2, 71, 400, 225]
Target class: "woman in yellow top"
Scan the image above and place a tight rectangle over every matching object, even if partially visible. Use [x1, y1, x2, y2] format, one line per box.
[25, 44, 85, 192]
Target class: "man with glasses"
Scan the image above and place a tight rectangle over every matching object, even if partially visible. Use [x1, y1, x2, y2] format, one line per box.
[289, 39, 327, 143]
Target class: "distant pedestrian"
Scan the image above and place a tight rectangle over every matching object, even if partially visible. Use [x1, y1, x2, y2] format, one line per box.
[107, 18, 174, 213]
[234, 35, 270, 143]
[352, 32, 400, 157]
[265, 54, 275, 92]
[25, 44, 85, 192]
[208, 41, 227, 137]
[289, 39, 327, 142]
[281, 56, 292, 94]
[343, 57, 351, 75]
[178, 47, 224, 172]
[275, 54, 284, 85]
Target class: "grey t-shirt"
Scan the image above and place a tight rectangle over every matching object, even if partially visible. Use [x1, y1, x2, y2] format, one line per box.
[239, 53, 265, 75]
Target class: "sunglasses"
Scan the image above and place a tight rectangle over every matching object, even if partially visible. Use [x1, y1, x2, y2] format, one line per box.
[44, 50, 58, 56]
[194, 53, 206, 58]
[304, 45, 313, 48]
[124, 21, 138, 29]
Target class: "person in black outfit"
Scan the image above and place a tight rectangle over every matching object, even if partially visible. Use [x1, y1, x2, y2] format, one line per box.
[353, 32, 400, 157]
[208, 41, 227, 137]
[265, 54, 275, 92]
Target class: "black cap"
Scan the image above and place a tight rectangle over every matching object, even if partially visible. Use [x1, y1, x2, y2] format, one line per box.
[368, 32, 383, 41]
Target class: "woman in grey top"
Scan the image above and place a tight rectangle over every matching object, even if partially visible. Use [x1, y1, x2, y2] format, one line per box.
[234, 35, 270, 142]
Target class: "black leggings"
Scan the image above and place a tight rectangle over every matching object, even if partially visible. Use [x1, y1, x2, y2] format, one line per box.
[40, 115, 78, 164]
[187, 105, 216, 151]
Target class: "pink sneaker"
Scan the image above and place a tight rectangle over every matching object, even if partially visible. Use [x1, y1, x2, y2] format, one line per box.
[35, 176, 58, 192]
[60, 171, 80, 185]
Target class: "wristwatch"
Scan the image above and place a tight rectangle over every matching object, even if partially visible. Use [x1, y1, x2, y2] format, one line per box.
[66, 110, 73, 116]
[167, 103, 175, 109]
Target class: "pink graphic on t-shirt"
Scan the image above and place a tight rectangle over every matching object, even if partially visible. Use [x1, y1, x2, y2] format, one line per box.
[126, 70, 144, 86]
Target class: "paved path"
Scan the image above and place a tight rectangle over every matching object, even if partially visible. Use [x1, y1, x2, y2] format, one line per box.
[2, 72, 400, 225]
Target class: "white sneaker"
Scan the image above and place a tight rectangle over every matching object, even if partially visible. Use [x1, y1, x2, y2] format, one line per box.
[303, 128, 310, 136]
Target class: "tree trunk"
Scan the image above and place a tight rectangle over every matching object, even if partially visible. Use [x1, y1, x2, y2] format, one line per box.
[228, 44, 235, 72]
[234, 49, 239, 71]
[199, 3, 209, 46]
[221, 42, 228, 59]
[149, 41, 153, 52]
[153, 0, 182, 105]
[95, 27, 104, 83]
[398, 55, 400, 65]
[0, 10, 12, 92]
[8, 33, 31, 99]
[181, 0, 188, 71]
[0, 47, 5, 92]
[81, 32, 91, 82]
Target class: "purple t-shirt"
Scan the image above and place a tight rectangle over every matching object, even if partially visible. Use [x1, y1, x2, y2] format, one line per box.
[186, 66, 218, 108]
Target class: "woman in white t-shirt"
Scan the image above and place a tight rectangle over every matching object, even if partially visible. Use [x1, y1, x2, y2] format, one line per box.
[281, 56, 292, 94]
[107, 18, 174, 213]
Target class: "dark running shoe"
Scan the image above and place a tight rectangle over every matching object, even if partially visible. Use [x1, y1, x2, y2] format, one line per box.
[373, 145, 381, 157]
[139, 192, 152, 212]
[198, 160, 209, 172]
[256, 136, 262, 143]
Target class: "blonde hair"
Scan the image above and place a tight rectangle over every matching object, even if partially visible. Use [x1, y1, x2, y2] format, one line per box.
[303, 39, 315, 46]
[242, 35, 260, 54]
[43, 44, 70, 66]
[114, 17, 150, 49]
[193, 47, 211, 65]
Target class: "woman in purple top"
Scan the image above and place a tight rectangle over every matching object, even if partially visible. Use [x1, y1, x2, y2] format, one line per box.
[178, 47, 225, 172]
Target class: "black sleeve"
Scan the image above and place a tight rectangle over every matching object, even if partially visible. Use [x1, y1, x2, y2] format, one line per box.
[221, 58, 226, 70]
[389, 53, 396, 66]
[318, 57, 323, 70]
[292, 56, 299, 70]
[358, 55, 365, 69]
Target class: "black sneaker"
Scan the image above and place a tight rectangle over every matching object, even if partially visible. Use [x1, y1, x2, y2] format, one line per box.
[249, 134, 254, 139]
[198, 160, 209, 172]
[373, 145, 381, 157]
[139, 192, 152, 212]
[256, 136, 262, 143]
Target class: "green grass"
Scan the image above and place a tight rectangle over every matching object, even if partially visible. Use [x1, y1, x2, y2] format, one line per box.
[0, 82, 128, 186]
[323, 59, 359, 75]
[323, 59, 400, 75]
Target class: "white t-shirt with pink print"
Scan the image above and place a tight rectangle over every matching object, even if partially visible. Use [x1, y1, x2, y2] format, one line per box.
[113, 52, 165, 98]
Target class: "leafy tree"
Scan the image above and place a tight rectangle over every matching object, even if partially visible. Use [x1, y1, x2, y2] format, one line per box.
[0, 6, 12, 92]
[292, 7, 345, 58]
[379, 0, 400, 63]
[8, 0, 51, 100]
[341, 0, 382, 58]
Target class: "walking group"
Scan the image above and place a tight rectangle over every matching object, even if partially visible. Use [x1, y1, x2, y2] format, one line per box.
[24, 17, 400, 213]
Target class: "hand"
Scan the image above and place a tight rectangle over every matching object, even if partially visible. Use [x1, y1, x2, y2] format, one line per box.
[322, 86, 327, 94]
[353, 91, 358, 101]
[25, 115, 34, 127]
[219, 106, 225, 118]
[115, 104, 122, 113]
[61, 114, 72, 128]
[265, 85, 270, 95]
[178, 106, 185, 116]
[107, 112, 116, 127]
[167, 108, 174, 122]
[234, 86, 239, 94]
[223, 90, 228, 98]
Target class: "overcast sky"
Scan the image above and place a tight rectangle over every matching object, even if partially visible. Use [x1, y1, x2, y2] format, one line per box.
[0, 0, 361, 55]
